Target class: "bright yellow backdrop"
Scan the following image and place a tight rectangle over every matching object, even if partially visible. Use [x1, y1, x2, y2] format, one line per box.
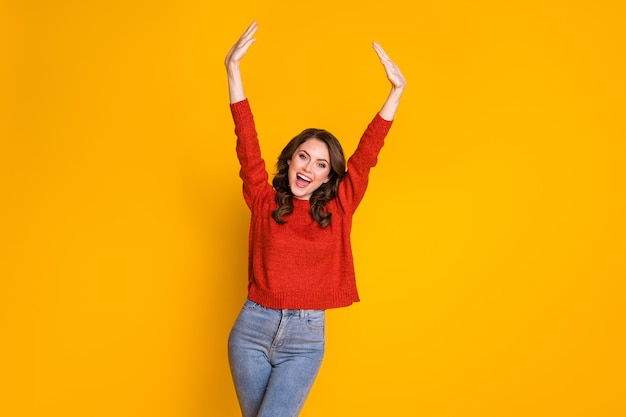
[2, 1, 625, 416]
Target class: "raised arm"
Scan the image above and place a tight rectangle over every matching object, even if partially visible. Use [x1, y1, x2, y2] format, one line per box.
[372, 42, 406, 121]
[225, 21, 259, 104]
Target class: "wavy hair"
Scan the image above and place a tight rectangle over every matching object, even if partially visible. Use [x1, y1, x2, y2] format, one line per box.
[272, 128, 346, 228]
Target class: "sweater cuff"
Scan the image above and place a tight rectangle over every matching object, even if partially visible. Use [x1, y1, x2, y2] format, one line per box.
[230, 99, 252, 122]
[373, 112, 394, 133]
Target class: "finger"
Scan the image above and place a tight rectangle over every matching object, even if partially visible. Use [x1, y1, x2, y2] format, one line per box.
[234, 32, 257, 55]
[241, 21, 259, 41]
[372, 42, 391, 61]
[238, 38, 256, 55]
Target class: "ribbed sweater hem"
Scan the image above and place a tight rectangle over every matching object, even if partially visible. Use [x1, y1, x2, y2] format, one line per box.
[248, 287, 360, 310]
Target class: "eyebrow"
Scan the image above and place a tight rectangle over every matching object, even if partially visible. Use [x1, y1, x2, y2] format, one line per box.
[300, 150, 329, 164]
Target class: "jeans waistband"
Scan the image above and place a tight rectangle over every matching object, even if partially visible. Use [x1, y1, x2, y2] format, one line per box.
[246, 299, 324, 317]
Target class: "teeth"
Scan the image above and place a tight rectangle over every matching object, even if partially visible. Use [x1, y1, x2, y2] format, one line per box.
[297, 174, 312, 182]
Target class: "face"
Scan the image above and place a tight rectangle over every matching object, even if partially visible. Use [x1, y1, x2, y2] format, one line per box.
[287, 138, 332, 200]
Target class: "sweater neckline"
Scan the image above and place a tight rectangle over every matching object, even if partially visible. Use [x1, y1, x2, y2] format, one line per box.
[292, 197, 310, 208]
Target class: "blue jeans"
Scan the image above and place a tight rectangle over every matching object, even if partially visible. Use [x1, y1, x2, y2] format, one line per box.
[228, 299, 325, 417]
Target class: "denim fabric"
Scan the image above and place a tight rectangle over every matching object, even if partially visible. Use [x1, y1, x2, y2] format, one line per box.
[228, 299, 325, 417]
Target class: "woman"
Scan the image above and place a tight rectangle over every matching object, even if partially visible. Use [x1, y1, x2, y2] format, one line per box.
[225, 21, 405, 417]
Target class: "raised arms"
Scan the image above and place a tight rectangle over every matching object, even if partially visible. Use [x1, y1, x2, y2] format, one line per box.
[225, 22, 406, 118]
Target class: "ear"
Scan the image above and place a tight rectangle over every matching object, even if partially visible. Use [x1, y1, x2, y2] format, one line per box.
[323, 176, 330, 184]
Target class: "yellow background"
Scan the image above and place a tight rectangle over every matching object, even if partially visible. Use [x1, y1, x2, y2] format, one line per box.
[2, 1, 625, 416]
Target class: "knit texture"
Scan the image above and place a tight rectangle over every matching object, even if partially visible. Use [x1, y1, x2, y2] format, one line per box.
[231, 99, 393, 309]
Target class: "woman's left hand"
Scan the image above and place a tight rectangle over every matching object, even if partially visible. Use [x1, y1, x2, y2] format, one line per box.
[373, 42, 406, 91]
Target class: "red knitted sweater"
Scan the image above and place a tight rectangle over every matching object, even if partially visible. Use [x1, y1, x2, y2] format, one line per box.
[231, 99, 393, 309]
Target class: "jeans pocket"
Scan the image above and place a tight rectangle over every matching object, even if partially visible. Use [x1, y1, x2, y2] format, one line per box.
[304, 312, 325, 332]
[242, 299, 263, 311]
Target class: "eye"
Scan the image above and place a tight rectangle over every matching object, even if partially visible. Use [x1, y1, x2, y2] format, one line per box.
[298, 153, 307, 160]
[317, 162, 327, 169]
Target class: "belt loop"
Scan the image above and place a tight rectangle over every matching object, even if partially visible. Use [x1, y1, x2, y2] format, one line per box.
[300, 309, 305, 320]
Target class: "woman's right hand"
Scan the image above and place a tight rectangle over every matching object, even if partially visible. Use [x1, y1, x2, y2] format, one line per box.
[225, 21, 259, 69]
[225, 21, 258, 103]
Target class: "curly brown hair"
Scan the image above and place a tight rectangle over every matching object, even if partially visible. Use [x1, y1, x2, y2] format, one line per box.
[272, 128, 346, 228]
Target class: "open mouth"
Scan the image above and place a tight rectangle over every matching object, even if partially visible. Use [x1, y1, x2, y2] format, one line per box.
[295, 173, 312, 188]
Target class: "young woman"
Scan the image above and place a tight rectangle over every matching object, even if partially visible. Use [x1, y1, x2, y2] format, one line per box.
[225, 21, 405, 417]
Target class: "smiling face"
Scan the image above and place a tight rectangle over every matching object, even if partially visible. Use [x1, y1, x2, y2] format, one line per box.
[287, 138, 332, 200]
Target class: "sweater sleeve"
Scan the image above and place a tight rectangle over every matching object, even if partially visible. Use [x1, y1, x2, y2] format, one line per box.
[230, 99, 272, 209]
[338, 113, 393, 213]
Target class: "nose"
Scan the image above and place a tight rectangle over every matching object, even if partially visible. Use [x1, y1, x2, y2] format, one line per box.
[303, 161, 313, 172]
